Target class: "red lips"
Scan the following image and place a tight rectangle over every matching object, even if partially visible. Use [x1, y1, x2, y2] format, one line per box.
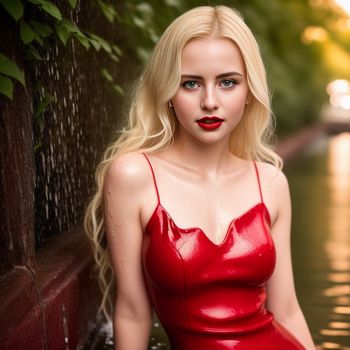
[196, 116, 224, 131]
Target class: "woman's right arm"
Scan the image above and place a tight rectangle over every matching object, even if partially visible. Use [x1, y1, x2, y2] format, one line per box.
[104, 154, 153, 350]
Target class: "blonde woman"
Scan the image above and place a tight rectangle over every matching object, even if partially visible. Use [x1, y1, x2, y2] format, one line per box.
[85, 5, 316, 350]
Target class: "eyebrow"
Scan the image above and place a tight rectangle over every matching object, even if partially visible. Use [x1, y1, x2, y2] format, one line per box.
[181, 71, 243, 79]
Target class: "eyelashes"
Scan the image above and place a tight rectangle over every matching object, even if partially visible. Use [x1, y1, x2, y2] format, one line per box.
[220, 79, 237, 88]
[182, 80, 199, 89]
[181, 79, 238, 89]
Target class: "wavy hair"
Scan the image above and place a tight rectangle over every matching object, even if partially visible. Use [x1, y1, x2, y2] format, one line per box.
[84, 5, 282, 321]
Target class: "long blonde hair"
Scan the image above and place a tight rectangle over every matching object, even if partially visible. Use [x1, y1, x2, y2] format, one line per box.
[84, 5, 282, 321]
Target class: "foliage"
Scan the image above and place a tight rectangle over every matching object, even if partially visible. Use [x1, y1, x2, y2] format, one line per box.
[0, 0, 342, 135]
[0, 52, 25, 98]
[0, 0, 124, 105]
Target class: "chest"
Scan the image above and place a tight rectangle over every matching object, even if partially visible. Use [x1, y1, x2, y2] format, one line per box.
[142, 203, 276, 292]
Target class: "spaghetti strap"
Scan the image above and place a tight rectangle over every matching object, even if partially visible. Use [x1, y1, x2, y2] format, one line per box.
[253, 161, 264, 203]
[142, 153, 160, 205]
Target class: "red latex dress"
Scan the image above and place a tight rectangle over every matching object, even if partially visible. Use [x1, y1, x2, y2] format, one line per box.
[142, 153, 306, 350]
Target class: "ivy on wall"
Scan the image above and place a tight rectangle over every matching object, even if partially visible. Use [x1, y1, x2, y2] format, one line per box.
[0, 0, 124, 102]
[0, 0, 184, 115]
[0, 52, 25, 99]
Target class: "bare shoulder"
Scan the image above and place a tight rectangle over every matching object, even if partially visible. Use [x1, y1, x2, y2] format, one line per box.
[106, 152, 147, 186]
[255, 161, 289, 193]
[254, 161, 290, 223]
[105, 152, 150, 195]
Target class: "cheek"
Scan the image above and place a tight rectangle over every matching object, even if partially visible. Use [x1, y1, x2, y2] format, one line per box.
[223, 96, 246, 113]
[173, 91, 196, 106]
[226, 88, 249, 109]
[172, 93, 198, 116]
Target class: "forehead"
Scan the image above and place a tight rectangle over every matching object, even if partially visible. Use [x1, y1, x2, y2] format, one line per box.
[181, 37, 245, 75]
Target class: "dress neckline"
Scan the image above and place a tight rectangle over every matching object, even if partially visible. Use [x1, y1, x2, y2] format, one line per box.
[144, 201, 270, 247]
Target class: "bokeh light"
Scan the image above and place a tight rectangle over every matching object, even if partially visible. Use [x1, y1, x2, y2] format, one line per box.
[327, 79, 350, 110]
[333, 0, 350, 16]
[302, 26, 329, 43]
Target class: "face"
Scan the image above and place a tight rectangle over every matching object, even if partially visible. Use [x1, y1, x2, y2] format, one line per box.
[171, 37, 249, 145]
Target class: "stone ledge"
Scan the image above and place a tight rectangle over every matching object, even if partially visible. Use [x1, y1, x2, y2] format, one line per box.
[0, 228, 99, 350]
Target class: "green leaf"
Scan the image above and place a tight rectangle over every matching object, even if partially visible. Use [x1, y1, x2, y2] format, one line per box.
[88, 33, 111, 53]
[0, 0, 24, 21]
[164, 0, 180, 7]
[25, 46, 42, 60]
[101, 68, 113, 82]
[33, 31, 44, 46]
[29, 20, 53, 38]
[28, 0, 62, 20]
[35, 91, 54, 117]
[55, 24, 70, 46]
[113, 84, 124, 96]
[40, 1, 62, 20]
[60, 19, 76, 32]
[109, 53, 119, 62]
[149, 29, 159, 44]
[0, 53, 25, 86]
[132, 16, 145, 29]
[68, 0, 77, 9]
[61, 19, 80, 33]
[112, 45, 122, 56]
[96, 0, 117, 23]
[136, 3, 153, 16]
[0, 74, 14, 99]
[136, 47, 150, 62]
[20, 20, 35, 44]
[88, 38, 101, 51]
[74, 33, 90, 49]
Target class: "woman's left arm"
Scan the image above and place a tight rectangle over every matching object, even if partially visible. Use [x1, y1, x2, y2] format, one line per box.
[266, 169, 316, 350]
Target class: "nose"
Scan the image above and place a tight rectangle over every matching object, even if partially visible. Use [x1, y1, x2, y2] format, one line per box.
[200, 85, 219, 111]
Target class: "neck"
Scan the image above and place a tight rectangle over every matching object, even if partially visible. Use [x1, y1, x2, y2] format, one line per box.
[171, 134, 235, 178]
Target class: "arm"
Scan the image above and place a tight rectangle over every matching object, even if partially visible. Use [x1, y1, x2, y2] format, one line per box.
[104, 154, 153, 350]
[265, 169, 316, 350]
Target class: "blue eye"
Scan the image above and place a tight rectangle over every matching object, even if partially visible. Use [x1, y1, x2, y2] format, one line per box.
[182, 80, 199, 89]
[220, 79, 237, 88]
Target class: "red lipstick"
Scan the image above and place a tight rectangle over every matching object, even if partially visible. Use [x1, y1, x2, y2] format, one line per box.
[196, 116, 224, 131]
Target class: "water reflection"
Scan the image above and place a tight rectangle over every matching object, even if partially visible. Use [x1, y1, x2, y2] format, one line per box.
[323, 133, 350, 349]
[289, 132, 350, 350]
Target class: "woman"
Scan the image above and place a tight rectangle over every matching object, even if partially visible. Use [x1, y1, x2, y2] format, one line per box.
[85, 5, 316, 350]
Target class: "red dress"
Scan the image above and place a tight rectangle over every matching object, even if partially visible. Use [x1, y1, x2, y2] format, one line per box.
[142, 153, 306, 350]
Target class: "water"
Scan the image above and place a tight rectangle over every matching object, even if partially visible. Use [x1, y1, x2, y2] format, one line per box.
[288, 132, 350, 350]
[87, 132, 350, 350]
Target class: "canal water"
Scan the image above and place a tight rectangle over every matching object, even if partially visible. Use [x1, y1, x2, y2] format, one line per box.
[288, 131, 350, 350]
[86, 132, 350, 350]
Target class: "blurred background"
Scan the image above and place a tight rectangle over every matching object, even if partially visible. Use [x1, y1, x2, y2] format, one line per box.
[97, 0, 350, 135]
[0, 0, 349, 349]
